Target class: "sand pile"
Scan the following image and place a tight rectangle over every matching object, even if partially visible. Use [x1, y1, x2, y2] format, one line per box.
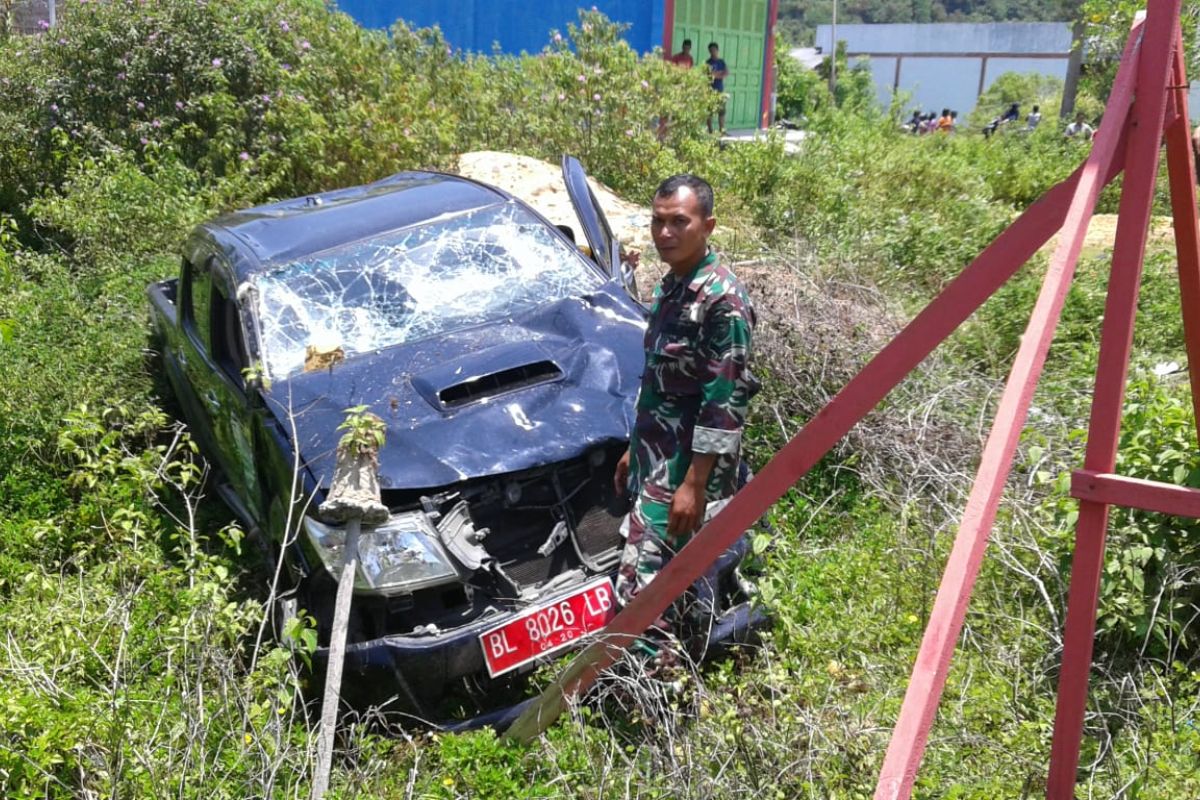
[456, 151, 655, 257]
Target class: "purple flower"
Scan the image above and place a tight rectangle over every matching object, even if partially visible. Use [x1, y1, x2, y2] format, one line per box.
[139, 137, 148, 145]
[239, 151, 249, 161]
[175, 100, 184, 110]
[281, 62, 291, 71]
[592, 92, 601, 101]
[641, 79, 650, 90]
[576, 73, 586, 83]
[403, 127, 412, 136]
[261, 94, 270, 103]
[212, 58, 222, 67]
[279, 20, 289, 32]
[300, 40, 310, 50]
[57, 38, 66, 45]
[117, 72, 126, 81]
[49, 103, 59, 112]
[553, 32, 562, 43]
[136, 101, 144, 110]
[151, 118, 161, 127]
[557, 92, 565, 101]
[625, 128, 635, 137]
[37, 19, 49, 30]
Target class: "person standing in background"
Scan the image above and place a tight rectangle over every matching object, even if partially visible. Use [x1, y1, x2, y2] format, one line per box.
[705, 42, 728, 135]
[670, 39, 694, 68]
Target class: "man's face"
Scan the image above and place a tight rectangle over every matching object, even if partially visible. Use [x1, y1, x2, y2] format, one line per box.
[682, 42, 691, 54]
[709, 45, 719, 58]
[651, 187, 715, 273]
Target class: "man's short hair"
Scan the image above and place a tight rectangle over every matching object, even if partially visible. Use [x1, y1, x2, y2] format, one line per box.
[655, 174, 714, 218]
[682, 38, 692, 47]
[708, 41, 719, 50]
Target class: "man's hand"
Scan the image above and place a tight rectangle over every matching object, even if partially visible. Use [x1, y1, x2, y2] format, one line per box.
[667, 452, 717, 537]
[614, 449, 631, 496]
[620, 247, 641, 270]
[668, 479, 706, 537]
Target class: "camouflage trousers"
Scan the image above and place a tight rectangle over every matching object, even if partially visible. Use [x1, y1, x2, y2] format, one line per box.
[614, 491, 733, 619]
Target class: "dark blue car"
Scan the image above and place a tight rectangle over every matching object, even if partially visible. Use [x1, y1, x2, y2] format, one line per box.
[148, 157, 760, 726]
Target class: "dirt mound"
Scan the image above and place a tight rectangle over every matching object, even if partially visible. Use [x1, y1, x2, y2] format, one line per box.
[456, 151, 653, 255]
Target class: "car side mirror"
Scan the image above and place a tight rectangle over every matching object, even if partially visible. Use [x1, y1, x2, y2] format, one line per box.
[241, 364, 267, 407]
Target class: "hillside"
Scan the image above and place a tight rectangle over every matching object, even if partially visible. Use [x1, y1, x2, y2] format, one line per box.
[778, 0, 1072, 44]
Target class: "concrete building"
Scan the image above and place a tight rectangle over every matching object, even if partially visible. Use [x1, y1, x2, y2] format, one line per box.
[333, 0, 781, 129]
[814, 22, 1073, 117]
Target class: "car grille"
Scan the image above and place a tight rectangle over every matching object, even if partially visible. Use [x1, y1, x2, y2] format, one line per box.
[493, 533, 576, 588]
[574, 505, 623, 558]
[502, 555, 556, 587]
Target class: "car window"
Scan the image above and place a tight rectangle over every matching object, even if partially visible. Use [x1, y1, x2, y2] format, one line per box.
[185, 257, 213, 354]
[253, 202, 605, 379]
[210, 281, 248, 384]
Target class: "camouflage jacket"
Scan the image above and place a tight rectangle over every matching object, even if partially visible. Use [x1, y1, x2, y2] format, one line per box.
[628, 249, 757, 508]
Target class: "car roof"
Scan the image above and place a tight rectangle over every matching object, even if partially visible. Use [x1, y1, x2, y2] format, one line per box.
[192, 171, 511, 283]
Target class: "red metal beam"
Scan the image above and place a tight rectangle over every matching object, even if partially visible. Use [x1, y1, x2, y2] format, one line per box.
[760, 0, 781, 128]
[506, 113, 1133, 746]
[1163, 37, 1200, 445]
[874, 14, 1146, 799]
[661, 0, 675, 61]
[1071, 471, 1200, 519]
[1046, 4, 1182, 797]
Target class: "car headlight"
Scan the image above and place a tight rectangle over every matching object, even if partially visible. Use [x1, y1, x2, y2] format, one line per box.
[303, 511, 460, 594]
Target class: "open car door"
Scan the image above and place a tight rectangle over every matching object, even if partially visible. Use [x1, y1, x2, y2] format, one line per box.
[561, 155, 632, 295]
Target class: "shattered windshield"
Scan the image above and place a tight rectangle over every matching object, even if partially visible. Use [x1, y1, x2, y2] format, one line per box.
[254, 202, 604, 379]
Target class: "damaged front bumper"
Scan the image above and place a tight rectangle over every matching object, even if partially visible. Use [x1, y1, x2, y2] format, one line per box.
[311, 533, 770, 730]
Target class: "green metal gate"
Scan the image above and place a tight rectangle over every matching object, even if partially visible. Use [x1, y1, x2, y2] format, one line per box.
[672, 0, 768, 130]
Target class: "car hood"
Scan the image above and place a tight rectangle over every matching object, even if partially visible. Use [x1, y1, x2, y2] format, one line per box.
[264, 287, 646, 492]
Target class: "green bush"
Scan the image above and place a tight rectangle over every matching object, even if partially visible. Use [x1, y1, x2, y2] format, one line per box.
[449, 10, 718, 199]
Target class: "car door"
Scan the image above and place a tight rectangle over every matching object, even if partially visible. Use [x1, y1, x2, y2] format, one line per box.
[178, 246, 263, 521]
[561, 155, 633, 296]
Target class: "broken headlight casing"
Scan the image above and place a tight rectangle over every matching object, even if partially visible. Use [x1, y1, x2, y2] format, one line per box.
[304, 511, 459, 595]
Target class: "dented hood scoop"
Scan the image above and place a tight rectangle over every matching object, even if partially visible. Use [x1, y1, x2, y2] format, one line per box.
[410, 343, 564, 410]
[263, 291, 645, 492]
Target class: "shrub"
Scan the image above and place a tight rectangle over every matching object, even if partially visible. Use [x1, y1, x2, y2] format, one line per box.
[449, 10, 718, 200]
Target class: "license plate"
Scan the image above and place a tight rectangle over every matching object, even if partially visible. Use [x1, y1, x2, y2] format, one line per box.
[479, 576, 616, 678]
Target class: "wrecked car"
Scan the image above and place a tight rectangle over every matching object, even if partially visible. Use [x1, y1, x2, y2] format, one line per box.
[147, 157, 762, 726]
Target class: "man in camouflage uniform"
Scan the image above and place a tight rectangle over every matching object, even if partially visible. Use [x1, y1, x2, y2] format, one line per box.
[614, 174, 757, 637]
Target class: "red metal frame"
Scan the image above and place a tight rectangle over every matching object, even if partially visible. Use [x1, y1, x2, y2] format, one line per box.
[661, 0, 676, 61]
[509, 4, 1199, 798]
[1071, 471, 1200, 519]
[760, 0, 781, 128]
[1163, 38, 1200, 442]
[1046, 11, 1188, 795]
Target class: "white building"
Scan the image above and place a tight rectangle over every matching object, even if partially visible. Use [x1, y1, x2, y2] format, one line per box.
[813, 21, 1200, 121]
[815, 22, 1074, 116]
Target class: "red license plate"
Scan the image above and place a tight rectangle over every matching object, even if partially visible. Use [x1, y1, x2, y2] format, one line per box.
[479, 577, 616, 678]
